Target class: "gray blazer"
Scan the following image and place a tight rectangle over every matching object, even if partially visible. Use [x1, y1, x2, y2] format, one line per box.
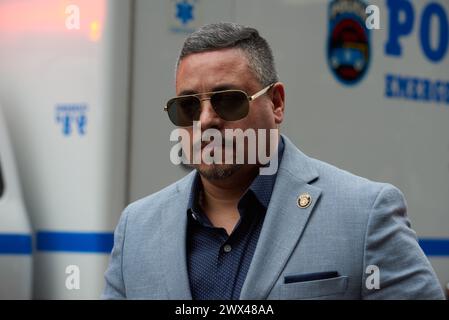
[103, 135, 444, 299]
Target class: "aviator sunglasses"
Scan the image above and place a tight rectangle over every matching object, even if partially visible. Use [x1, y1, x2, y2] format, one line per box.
[164, 83, 275, 127]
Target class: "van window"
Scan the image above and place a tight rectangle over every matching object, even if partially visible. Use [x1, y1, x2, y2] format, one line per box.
[0, 162, 4, 198]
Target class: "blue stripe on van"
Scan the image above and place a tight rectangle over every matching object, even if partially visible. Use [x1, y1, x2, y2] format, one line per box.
[419, 238, 449, 257]
[1, 232, 448, 256]
[0, 234, 32, 254]
[36, 231, 113, 253]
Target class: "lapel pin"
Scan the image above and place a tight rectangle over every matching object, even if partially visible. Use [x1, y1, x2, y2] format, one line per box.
[297, 193, 312, 208]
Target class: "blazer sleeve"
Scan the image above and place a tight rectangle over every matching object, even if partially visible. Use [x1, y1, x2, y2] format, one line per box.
[361, 184, 445, 299]
[101, 208, 129, 299]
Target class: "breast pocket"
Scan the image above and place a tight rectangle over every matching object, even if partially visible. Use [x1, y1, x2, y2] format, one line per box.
[279, 276, 349, 300]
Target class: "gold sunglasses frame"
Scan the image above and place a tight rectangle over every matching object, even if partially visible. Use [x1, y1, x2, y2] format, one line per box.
[163, 83, 275, 117]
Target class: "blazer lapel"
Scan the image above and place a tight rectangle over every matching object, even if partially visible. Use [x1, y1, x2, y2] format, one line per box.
[240, 135, 322, 299]
[161, 171, 196, 299]
[158, 136, 321, 300]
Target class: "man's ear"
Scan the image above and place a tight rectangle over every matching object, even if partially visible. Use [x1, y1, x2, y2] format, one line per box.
[271, 82, 285, 125]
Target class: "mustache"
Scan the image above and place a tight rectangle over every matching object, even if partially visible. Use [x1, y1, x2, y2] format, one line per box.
[192, 136, 236, 150]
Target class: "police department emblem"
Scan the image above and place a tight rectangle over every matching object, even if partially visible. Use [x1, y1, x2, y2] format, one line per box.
[328, 0, 371, 85]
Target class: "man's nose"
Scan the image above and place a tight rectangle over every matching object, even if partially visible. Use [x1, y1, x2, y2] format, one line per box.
[198, 98, 223, 131]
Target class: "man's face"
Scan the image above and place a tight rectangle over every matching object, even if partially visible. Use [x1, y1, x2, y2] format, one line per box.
[175, 48, 283, 180]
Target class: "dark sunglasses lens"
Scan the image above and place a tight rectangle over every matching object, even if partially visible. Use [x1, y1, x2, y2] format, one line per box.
[211, 91, 249, 121]
[167, 96, 200, 126]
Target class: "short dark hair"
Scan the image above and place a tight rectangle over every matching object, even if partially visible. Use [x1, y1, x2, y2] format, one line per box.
[177, 22, 278, 86]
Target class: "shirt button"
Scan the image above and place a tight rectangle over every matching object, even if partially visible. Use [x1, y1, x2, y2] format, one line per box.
[223, 244, 232, 253]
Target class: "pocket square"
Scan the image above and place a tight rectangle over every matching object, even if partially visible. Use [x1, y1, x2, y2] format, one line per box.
[284, 271, 339, 284]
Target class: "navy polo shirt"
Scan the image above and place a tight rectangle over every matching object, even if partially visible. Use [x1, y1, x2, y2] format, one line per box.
[186, 137, 285, 300]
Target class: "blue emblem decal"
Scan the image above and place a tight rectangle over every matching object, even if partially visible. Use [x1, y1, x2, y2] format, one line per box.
[328, 0, 371, 85]
[176, 0, 194, 25]
[55, 104, 88, 137]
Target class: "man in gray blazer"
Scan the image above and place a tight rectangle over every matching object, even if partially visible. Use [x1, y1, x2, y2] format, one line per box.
[103, 22, 444, 299]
